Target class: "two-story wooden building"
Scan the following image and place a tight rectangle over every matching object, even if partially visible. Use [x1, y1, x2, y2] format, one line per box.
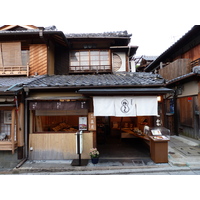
[145, 25, 200, 140]
[0, 25, 172, 165]
[0, 25, 69, 167]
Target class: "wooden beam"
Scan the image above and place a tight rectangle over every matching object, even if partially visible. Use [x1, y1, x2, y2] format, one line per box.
[11, 108, 15, 154]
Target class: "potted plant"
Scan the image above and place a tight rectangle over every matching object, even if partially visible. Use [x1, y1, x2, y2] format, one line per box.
[90, 148, 100, 164]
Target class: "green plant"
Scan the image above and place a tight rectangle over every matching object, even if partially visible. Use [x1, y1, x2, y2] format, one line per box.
[89, 148, 100, 158]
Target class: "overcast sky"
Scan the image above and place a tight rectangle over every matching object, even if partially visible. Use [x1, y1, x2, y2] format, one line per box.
[2, 0, 198, 57]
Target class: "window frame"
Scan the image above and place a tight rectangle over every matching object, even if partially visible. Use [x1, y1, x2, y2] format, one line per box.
[69, 49, 111, 73]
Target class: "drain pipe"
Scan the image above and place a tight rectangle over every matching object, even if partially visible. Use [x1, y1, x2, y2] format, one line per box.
[174, 92, 178, 136]
[15, 157, 28, 168]
[4, 83, 19, 92]
[24, 98, 28, 160]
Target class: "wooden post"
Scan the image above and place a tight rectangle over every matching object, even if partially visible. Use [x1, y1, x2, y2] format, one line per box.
[18, 103, 24, 147]
[11, 108, 15, 154]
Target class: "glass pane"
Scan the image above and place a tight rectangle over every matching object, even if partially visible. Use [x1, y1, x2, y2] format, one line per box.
[90, 51, 99, 56]
[101, 61, 109, 65]
[91, 55, 99, 61]
[100, 51, 109, 55]
[80, 61, 89, 65]
[80, 51, 89, 56]
[70, 52, 79, 67]
[91, 60, 99, 65]
[80, 56, 88, 61]
[71, 56, 79, 62]
[100, 55, 109, 60]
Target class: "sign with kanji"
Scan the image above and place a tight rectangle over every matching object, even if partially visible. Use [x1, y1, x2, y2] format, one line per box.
[88, 112, 96, 131]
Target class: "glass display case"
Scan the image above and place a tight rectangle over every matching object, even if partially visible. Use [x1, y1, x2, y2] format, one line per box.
[149, 126, 170, 140]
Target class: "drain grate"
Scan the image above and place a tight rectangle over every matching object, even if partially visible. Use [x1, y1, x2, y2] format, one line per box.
[132, 160, 145, 166]
[175, 146, 200, 156]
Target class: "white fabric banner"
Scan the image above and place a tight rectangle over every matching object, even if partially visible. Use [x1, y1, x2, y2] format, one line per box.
[135, 96, 158, 116]
[114, 97, 136, 117]
[93, 96, 115, 116]
[93, 96, 158, 116]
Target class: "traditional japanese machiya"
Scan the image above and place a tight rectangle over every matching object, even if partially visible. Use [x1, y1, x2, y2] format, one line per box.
[0, 25, 172, 167]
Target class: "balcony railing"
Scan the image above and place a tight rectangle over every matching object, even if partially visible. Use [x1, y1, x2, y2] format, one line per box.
[69, 65, 112, 73]
[0, 66, 28, 76]
[191, 58, 200, 68]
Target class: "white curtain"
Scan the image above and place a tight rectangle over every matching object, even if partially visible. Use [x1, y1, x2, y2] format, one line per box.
[114, 97, 136, 117]
[93, 96, 115, 116]
[135, 96, 158, 116]
[93, 96, 158, 117]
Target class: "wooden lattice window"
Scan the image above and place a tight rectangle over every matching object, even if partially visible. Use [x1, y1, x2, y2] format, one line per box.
[69, 50, 111, 72]
[113, 53, 122, 72]
[0, 42, 28, 75]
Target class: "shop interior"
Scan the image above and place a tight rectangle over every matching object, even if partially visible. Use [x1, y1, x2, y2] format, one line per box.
[31, 111, 166, 161]
[96, 116, 154, 158]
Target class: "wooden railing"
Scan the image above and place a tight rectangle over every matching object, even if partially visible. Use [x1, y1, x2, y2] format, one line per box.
[69, 65, 112, 73]
[191, 58, 200, 68]
[0, 66, 28, 76]
[159, 59, 191, 80]
[159, 58, 200, 81]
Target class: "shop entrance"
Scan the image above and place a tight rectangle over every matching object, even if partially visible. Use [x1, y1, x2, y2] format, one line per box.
[96, 116, 151, 158]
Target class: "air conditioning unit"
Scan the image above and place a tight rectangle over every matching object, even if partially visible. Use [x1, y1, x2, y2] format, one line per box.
[112, 52, 126, 72]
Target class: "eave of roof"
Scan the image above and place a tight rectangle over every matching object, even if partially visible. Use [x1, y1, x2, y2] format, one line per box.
[110, 46, 138, 57]
[0, 75, 45, 95]
[0, 30, 69, 47]
[24, 73, 166, 90]
[166, 72, 197, 86]
[78, 87, 174, 95]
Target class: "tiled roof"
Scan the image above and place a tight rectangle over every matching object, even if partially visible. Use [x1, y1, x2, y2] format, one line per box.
[25, 72, 165, 89]
[0, 75, 45, 92]
[65, 31, 132, 38]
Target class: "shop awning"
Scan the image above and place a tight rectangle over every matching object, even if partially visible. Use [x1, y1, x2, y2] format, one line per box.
[78, 87, 174, 95]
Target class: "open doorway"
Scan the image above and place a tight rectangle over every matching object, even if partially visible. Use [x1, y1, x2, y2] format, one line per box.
[96, 116, 151, 158]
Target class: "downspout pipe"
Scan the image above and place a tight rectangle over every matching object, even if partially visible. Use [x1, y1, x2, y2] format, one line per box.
[4, 83, 20, 92]
[174, 89, 178, 136]
[24, 98, 28, 159]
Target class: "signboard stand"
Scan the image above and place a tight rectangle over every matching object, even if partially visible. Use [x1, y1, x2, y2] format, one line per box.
[71, 130, 88, 166]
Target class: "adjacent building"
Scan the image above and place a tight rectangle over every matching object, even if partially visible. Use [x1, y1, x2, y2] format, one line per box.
[145, 25, 200, 140]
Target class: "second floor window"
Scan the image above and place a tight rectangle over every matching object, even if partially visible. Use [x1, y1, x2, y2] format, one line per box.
[70, 50, 111, 72]
[0, 42, 29, 75]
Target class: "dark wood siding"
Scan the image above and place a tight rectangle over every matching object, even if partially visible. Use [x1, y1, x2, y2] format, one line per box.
[178, 97, 193, 127]
[29, 44, 47, 76]
[55, 46, 69, 75]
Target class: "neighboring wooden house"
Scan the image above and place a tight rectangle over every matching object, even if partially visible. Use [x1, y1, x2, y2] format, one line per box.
[145, 25, 200, 140]
[0, 25, 172, 165]
[135, 56, 158, 72]
[0, 25, 68, 167]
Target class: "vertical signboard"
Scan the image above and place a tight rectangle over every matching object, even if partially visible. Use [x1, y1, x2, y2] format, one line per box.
[88, 112, 96, 131]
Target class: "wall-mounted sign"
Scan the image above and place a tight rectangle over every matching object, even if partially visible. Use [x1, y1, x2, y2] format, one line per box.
[88, 113, 96, 131]
[79, 117, 87, 130]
